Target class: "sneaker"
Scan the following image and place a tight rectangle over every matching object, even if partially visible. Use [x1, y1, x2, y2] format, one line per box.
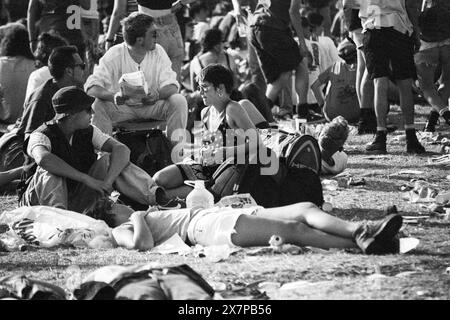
[366, 131, 387, 154]
[353, 214, 403, 255]
[157, 197, 186, 210]
[424, 111, 439, 132]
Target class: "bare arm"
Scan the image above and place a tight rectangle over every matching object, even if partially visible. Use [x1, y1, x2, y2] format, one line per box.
[31, 146, 109, 194]
[105, 0, 127, 51]
[311, 78, 326, 107]
[87, 85, 115, 102]
[27, 0, 40, 51]
[99, 137, 131, 190]
[112, 211, 154, 250]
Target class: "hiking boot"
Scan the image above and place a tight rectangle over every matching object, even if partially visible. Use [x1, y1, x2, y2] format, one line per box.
[357, 109, 377, 134]
[296, 103, 309, 119]
[406, 129, 426, 154]
[424, 111, 439, 132]
[308, 103, 322, 114]
[366, 131, 387, 154]
[306, 109, 326, 123]
[353, 214, 403, 255]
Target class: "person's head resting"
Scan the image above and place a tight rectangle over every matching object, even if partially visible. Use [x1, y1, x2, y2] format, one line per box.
[48, 45, 85, 86]
[198, 64, 234, 105]
[121, 12, 158, 51]
[201, 28, 223, 53]
[337, 38, 357, 65]
[0, 23, 33, 59]
[52, 86, 94, 129]
[34, 32, 68, 68]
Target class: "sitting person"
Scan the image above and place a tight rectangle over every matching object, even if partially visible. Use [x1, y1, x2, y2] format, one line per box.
[19, 86, 166, 213]
[85, 12, 188, 145]
[154, 64, 274, 200]
[24, 32, 68, 102]
[107, 201, 403, 255]
[311, 38, 360, 123]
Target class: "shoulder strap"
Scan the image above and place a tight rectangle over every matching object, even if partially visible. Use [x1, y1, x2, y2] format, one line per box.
[225, 52, 231, 70]
[196, 55, 205, 69]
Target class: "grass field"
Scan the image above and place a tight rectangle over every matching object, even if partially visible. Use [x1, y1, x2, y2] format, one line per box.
[1, 104, 450, 300]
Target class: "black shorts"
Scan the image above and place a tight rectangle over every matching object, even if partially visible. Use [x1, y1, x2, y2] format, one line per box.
[249, 25, 303, 84]
[363, 27, 417, 80]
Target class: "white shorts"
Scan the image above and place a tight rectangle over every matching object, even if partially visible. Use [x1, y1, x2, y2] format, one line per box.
[187, 206, 263, 247]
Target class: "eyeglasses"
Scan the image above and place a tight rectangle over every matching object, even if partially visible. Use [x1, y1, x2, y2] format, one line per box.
[71, 62, 86, 70]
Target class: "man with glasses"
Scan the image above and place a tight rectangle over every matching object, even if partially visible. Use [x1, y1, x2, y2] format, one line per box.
[85, 12, 188, 145]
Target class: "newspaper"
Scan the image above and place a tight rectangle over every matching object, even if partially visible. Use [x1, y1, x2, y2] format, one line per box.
[118, 71, 148, 107]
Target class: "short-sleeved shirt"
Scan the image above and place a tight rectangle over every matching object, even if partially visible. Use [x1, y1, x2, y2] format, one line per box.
[27, 125, 110, 158]
[17, 79, 58, 137]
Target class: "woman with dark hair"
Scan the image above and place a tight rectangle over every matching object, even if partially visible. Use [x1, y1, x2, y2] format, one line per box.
[25, 32, 68, 101]
[154, 64, 271, 200]
[190, 28, 238, 92]
[0, 25, 35, 124]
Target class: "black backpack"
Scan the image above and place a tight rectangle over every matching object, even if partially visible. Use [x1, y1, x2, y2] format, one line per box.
[208, 157, 281, 208]
[113, 129, 173, 177]
[419, 3, 450, 42]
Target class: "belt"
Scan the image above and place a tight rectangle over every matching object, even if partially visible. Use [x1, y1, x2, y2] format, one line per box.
[153, 13, 176, 26]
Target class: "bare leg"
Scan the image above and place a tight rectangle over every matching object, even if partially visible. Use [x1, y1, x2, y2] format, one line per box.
[374, 77, 390, 129]
[153, 164, 193, 199]
[231, 214, 357, 249]
[294, 60, 309, 105]
[417, 63, 446, 112]
[396, 78, 415, 126]
[256, 202, 358, 239]
[266, 71, 292, 103]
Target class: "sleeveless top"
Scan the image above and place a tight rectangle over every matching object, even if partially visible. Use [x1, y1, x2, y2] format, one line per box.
[199, 105, 233, 150]
[252, 0, 292, 30]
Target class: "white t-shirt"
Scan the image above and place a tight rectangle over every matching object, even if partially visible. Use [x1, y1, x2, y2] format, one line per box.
[27, 125, 110, 158]
[25, 66, 52, 102]
[359, 0, 413, 35]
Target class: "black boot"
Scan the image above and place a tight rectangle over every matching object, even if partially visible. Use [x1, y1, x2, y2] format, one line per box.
[424, 111, 439, 132]
[358, 108, 377, 134]
[441, 110, 450, 126]
[406, 129, 426, 154]
[296, 103, 309, 119]
[366, 130, 387, 154]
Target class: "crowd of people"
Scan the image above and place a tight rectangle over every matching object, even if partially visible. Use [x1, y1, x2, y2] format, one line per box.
[0, 0, 449, 255]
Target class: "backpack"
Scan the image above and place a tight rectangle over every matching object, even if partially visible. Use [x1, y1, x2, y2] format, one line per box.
[279, 166, 324, 207]
[0, 130, 25, 172]
[113, 129, 173, 177]
[208, 157, 281, 208]
[278, 134, 322, 175]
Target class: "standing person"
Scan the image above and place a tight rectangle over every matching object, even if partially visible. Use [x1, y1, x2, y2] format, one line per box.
[85, 12, 188, 145]
[361, 0, 425, 154]
[0, 25, 35, 125]
[27, 0, 88, 55]
[104, 0, 139, 51]
[81, 0, 101, 75]
[343, 0, 377, 134]
[414, 0, 450, 132]
[248, 0, 310, 120]
[231, 0, 267, 93]
[303, 0, 335, 38]
[136, 0, 198, 80]
[20, 86, 165, 213]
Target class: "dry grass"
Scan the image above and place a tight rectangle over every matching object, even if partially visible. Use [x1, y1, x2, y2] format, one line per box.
[1, 104, 450, 300]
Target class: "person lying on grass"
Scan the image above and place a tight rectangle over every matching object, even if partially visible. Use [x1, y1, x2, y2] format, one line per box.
[103, 201, 403, 255]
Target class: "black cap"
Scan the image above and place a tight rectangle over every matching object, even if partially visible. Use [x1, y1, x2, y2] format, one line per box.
[52, 86, 94, 120]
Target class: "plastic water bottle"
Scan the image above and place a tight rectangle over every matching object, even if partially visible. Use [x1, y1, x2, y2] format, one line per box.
[186, 180, 214, 210]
